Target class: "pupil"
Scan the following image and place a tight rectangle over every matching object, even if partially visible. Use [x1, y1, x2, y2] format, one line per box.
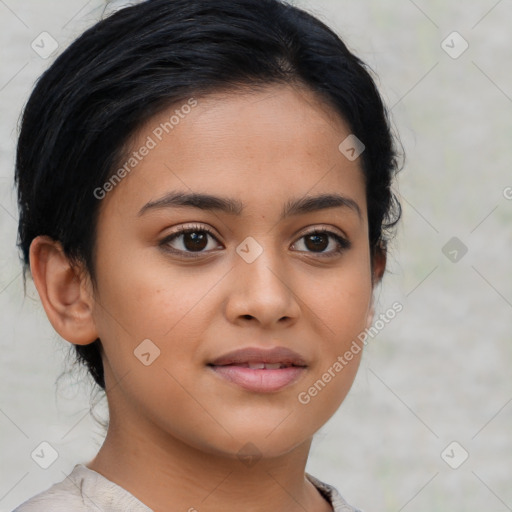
[185, 232, 207, 251]
[306, 234, 327, 252]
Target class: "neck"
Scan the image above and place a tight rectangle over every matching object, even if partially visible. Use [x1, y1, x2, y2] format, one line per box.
[87, 401, 332, 512]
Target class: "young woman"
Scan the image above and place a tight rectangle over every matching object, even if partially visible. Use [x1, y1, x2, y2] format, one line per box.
[12, 0, 401, 510]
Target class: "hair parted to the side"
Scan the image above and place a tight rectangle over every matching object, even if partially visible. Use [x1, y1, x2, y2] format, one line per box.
[15, 0, 402, 394]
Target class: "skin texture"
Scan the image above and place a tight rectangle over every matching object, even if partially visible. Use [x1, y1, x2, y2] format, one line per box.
[30, 84, 386, 512]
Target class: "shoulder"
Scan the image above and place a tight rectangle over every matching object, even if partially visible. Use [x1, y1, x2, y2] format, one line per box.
[12, 464, 152, 512]
[12, 465, 91, 511]
[306, 472, 365, 512]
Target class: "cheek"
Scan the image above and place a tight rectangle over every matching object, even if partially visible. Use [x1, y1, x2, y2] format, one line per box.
[94, 249, 219, 340]
[91, 249, 228, 399]
[325, 284, 372, 349]
[302, 261, 373, 346]
[90, 253, 226, 438]
[300, 264, 371, 384]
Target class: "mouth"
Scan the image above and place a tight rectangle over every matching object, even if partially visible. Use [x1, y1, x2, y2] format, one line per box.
[216, 362, 298, 369]
[207, 347, 308, 393]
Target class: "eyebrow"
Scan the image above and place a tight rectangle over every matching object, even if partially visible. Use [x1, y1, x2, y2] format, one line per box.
[138, 191, 362, 221]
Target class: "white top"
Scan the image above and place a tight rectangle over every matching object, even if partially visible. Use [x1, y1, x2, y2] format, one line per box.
[12, 463, 363, 512]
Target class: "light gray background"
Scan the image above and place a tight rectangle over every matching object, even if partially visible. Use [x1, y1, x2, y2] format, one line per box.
[1, 1, 511, 511]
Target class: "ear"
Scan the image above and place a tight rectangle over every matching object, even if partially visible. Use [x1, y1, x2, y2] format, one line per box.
[365, 242, 387, 329]
[371, 241, 387, 287]
[29, 235, 98, 345]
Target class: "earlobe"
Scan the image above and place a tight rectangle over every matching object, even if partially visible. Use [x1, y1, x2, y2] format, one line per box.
[365, 302, 375, 331]
[29, 236, 98, 345]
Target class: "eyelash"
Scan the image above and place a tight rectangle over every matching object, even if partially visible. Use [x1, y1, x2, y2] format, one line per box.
[159, 224, 351, 259]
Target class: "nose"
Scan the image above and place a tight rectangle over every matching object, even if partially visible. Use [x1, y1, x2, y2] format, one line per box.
[224, 241, 301, 328]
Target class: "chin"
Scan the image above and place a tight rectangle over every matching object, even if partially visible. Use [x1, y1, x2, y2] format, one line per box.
[181, 420, 312, 463]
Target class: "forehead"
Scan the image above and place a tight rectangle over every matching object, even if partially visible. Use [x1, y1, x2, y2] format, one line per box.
[101, 84, 367, 222]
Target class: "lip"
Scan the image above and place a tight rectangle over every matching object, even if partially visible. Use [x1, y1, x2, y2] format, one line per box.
[209, 347, 308, 366]
[208, 347, 308, 393]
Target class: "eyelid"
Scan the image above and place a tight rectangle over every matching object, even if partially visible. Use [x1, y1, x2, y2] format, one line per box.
[291, 226, 351, 257]
[294, 223, 347, 240]
[159, 223, 222, 258]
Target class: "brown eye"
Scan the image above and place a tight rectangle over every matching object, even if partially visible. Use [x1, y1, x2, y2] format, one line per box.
[292, 229, 351, 257]
[181, 231, 209, 251]
[304, 233, 329, 252]
[160, 224, 222, 257]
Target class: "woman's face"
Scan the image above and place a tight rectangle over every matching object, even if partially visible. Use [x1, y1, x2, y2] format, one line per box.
[90, 84, 382, 459]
